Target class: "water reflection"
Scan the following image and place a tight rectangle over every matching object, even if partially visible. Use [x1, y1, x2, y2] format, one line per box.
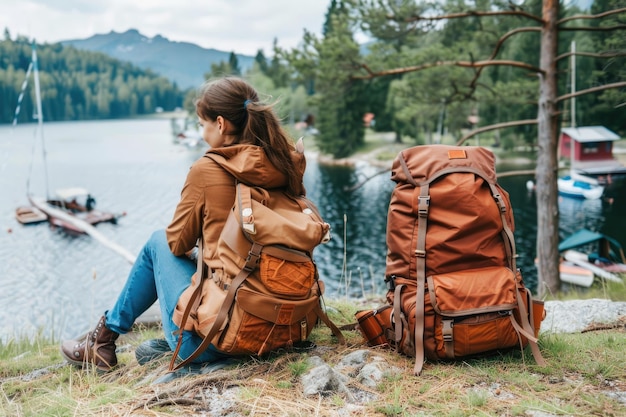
[305, 162, 394, 297]
[558, 196, 604, 236]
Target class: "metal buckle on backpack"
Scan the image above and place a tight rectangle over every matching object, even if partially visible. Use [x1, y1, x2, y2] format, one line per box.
[417, 196, 430, 217]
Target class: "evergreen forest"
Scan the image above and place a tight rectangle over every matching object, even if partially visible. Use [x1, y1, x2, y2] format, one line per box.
[1, 35, 184, 124]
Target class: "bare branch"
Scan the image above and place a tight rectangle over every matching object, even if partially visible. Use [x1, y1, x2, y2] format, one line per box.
[465, 27, 541, 98]
[558, 7, 626, 24]
[354, 60, 542, 80]
[497, 169, 537, 178]
[487, 27, 542, 61]
[456, 119, 538, 146]
[403, 10, 543, 25]
[560, 24, 626, 32]
[556, 81, 626, 103]
[556, 50, 626, 62]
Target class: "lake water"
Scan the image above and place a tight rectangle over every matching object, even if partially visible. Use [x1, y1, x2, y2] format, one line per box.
[1, 119, 625, 343]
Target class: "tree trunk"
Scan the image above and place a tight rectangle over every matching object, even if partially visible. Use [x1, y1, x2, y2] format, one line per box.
[535, 0, 560, 297]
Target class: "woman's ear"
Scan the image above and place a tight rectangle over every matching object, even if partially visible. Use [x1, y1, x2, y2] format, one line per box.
[216, 116, 225, 134]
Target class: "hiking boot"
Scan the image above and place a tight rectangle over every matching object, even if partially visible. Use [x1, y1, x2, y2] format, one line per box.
[135, 338, 171, 365]
[60, 315, 119, 372]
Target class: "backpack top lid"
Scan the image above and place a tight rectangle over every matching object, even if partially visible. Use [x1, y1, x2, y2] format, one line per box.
[391, 145, 497, 185]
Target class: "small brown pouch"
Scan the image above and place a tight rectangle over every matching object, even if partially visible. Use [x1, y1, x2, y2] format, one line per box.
[355, 305, 393, 347]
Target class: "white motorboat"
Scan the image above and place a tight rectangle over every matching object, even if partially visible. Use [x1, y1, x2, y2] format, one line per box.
[557, 172, 604, 200]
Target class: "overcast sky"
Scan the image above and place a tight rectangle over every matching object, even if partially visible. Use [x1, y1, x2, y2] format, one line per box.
[0, 0, 331, 55]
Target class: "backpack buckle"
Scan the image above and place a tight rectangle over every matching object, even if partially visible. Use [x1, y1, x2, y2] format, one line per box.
[492, 193, 507, 213]
[244, 242, 263, 270]
[417, 196, 430, 217]
[442, 319, 454, 342]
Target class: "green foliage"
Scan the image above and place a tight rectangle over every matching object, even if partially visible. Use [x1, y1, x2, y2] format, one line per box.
[281, 0, 625, 149]
[0, 39, 183, 123]
[583, 0, 626, 132]
[262, 39, 292, 89]
[254, 49, 269, 74]
[295, 1, 368, 158]
[228, 52, 241, 76]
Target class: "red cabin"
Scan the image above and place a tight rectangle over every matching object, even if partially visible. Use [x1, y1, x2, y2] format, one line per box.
[559, 126, 626, 177]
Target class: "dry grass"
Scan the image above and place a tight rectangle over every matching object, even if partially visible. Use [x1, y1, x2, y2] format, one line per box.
[2, 300, 626, 417]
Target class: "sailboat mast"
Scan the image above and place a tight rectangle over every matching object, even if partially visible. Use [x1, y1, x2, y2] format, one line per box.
[570, 41, 576, 128]
[570, 41, 576, 172]
[31, 42, 50, 199]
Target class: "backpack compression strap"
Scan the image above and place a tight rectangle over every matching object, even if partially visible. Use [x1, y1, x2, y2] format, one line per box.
[413, 183, 430, 375]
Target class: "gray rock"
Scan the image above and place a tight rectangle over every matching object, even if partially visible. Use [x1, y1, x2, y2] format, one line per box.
[338, 349, 369, 368]
[307, 355, 325, 368]
[357, 362, 384, 388]
[541, 299, 626, 334]
[301, 362, 352, 399]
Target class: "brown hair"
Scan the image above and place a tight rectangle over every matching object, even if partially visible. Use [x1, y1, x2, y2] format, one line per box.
[195, 77, 303, 195]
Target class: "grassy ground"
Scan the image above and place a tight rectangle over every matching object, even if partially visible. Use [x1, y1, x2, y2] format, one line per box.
[1, 297, 625, 417]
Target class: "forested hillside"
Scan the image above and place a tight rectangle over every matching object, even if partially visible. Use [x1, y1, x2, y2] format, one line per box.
[0, 37, 184, 124]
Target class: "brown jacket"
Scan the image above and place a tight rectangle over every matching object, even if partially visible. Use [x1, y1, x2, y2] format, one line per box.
[165, 144, 305, 273]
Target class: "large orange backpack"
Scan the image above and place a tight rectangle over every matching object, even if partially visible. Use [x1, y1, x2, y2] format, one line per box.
[359, 145, 545, 375]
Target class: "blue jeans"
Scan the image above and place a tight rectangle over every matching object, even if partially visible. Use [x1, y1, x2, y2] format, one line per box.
[105, 229, 229, 364]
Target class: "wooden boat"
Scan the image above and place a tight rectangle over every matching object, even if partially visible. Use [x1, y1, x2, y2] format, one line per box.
[558, 229, 626, 285]
[16, 188, 125, 234]
[559, 261, 594, 287]
[563, 250, 623, 283]
[15, 205, 47, 225]
[28, 195, 135, 263]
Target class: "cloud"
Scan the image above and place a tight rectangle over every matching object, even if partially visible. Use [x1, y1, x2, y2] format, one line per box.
[0, 0, 329, 55]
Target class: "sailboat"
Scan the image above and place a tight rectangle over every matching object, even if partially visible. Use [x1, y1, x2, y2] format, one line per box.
[557, 41, 604, 201]
[13, 43, 127, 237]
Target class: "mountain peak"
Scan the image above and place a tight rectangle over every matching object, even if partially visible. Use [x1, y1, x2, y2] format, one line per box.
[60, 30, 255, 89]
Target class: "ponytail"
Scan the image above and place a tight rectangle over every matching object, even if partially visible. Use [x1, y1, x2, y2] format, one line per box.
[242, 101, 304, 196]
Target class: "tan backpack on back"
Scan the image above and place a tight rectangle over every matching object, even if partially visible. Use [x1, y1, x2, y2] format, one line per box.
[171, 180, 345, 371]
